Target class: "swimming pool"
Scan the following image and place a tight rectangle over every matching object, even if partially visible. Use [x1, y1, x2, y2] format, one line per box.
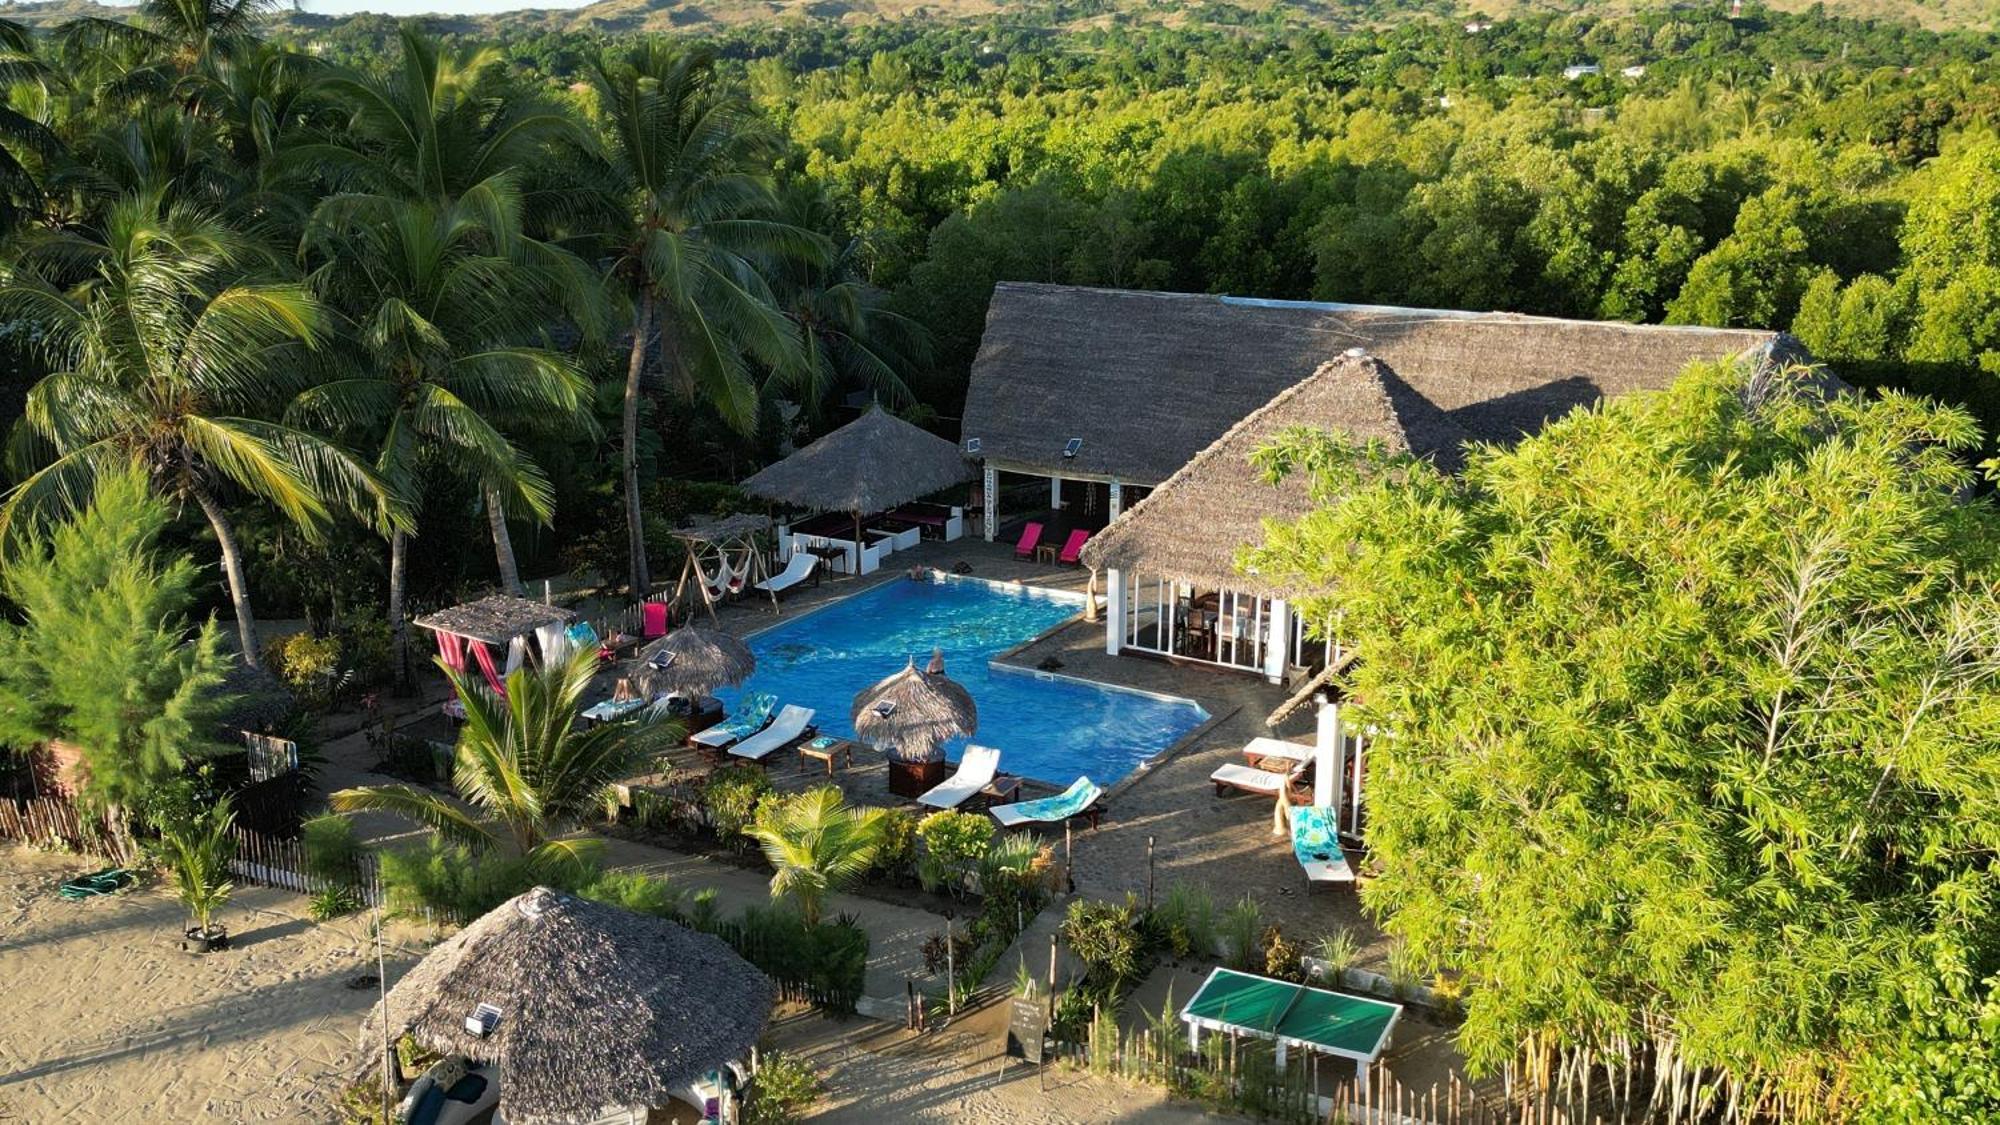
[715, 574, 1209, 787]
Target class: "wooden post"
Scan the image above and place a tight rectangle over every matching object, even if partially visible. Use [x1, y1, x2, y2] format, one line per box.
[1146, 835, 1155, 910]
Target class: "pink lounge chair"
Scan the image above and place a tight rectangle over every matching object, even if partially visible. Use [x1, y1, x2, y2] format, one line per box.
[1058, 529, 1089, 565]
[1013, 521, 1044, 560]
[642, 601, 669, 639]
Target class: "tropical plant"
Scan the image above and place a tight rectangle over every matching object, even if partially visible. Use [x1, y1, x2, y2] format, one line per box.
[159, 797, 236, 937]
[1220, 896, 1264, 973]
[586, 42, 817, 595]
[743, 1050, 823, 1125]
[331, 644, 669, 876]
[1247, 357, 2000, 1115]
[0, 468, 233, 825]
[0, 192, 381, 666]
[1061, 895, 1145, 988]
[744, 786, 886, 926]
[914, 809, 992, 894]
[701, 762, 772, 844]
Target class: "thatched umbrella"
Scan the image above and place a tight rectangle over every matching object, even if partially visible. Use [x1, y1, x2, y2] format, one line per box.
[631, 626, 755, 698]
[740, 406, 974, 557]
[361, 886, 774, 1125]
[851, 648, 977, 766]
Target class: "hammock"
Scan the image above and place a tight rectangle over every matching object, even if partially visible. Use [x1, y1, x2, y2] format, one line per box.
[694, 546, 755, 601]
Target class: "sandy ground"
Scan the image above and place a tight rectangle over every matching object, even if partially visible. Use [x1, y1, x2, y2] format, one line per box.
[0, 847, 419, 1122]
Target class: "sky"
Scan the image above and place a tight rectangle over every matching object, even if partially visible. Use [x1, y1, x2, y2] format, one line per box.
[294, 0, 595, 14]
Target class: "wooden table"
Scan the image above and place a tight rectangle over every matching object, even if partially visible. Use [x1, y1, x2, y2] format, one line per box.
[974, 775, 1024, 810]
[797, 738, 856, 776]
[1035, 543, 1059, 564]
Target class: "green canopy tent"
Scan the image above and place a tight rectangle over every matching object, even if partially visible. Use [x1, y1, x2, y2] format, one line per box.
[1179, 967, 1401, 1096]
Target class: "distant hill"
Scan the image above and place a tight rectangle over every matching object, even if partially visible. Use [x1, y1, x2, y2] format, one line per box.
[3, 0, 1995, 36]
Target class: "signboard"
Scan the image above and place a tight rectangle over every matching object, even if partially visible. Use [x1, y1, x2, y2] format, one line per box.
[1005, 997, 1047, 1065]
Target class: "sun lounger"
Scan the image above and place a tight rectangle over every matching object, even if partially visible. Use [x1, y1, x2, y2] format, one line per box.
[1291, 805, 1354, 889]
[755, 552, 819, 597]
[917, 745, 1002, 810]
[581, 697, 647, 724]
[1211, 759, 1310, 800]
[1012, 521, 1044, 560]
[1242, 737, 1314, 766]
[991, 776, 1105, 829]
[1057, 528, 1090, 565]
[690, 692, 777, 748]
[729, 704, 815, 763]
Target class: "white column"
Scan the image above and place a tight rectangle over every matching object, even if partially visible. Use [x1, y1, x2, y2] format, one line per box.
[982, 465, 998, 542]
[1050, 474, 1063, 509]
[1108, 480, 1122, 520]
[1106, 569, 1126, 656]
[1263, 598, 1289, 684]
[1316, 701, 1341, 811]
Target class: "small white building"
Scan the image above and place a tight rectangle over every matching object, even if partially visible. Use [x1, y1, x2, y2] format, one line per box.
[1563, 64, 1601, 79]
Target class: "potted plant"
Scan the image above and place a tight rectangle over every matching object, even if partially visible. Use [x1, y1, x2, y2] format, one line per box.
[161, 798, 237, 953]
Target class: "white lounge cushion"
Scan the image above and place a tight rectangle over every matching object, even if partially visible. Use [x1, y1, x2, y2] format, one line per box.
[1210, 761, 1295, 795]
[917, 745, 1002, 810]
[1242, 737, 1313, 763]
[756, 552, 819, 595]
[730, 705, 815, 762]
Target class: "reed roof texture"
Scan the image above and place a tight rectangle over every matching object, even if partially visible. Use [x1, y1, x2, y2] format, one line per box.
[740, 406, 973, 516]
[633, 627, 756, 697]
[360, 886, 773, 1125]
[415, 595, 576, 647]
[669, 513, 772, 543]
[962, 283, 1797, 485]
[851, 650, 977, 763]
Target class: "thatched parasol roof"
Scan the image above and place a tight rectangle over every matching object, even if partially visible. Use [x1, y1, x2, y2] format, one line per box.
[962, 282, 1803, 485]
[851, 649, 977, 764]
[415, 595, 575, 648]
[632, 627, 755, 697]
[360, 887, 774, 1125]
[740, 406, 973, 516]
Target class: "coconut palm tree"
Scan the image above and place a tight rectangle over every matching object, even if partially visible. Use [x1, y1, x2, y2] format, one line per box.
[292, 186, 594, 680]
[587, 42, 820, 597]
[745, 786, 886, 926]
[331, 644, 669, 871]
[0, 191, 383, 666]
[0, 19, 63, 236]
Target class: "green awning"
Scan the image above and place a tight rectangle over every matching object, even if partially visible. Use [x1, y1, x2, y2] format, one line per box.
[1180, 967, 1400, 1063]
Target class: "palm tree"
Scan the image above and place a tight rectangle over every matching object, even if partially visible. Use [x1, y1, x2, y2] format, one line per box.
[331, 644, 668, 872]
[587, 42, 820, 597]
[293, 187, 593, 680]
[0, 191, 382, 666]
[0, 19, 63, 237]
[745, 786, 885, 926]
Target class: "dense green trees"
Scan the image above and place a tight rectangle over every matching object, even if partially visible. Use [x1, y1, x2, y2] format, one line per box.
[1246, 360, 2000, 1118]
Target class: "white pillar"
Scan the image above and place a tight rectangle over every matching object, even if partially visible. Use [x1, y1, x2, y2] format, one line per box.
[1050, 474, 1062, 509]
[1274, 1038, 1289, 1072]
[982, 465, 998, 542]
[1263, 598, 1288, 684]
[1108, 480, 1122, 520]
[1315, 702, 1340, 811]
[1106, 568, 1126, 656]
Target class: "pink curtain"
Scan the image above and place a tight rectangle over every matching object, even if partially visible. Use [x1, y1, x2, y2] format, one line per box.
[469, 642, 506, 696]
[437, 631, 466, 672]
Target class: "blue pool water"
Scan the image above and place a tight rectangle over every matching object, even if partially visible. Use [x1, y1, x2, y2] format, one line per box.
[716, 575, 1209, 787]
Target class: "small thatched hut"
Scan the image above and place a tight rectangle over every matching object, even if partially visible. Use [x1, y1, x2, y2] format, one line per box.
[415, 595, 577, 692]
[742, 406, 973, 575]
[852, 650, 977, 796]
[362, 887, 774, 1125]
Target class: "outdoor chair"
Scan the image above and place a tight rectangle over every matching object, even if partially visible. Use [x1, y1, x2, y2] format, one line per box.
[641, 601, 670, 640]
[990, 776, 1105, 829]
[1291, 805, 1355, 890]
[690, 692, 778, 748]
[1057, 528, 1090, 565]
[1211, 758, 1312, 801]
[729, 704, 816, 764]
[754, 552, 819, 598]
[917, 745, 1002, 810]
[1012, 521, 1044, 560]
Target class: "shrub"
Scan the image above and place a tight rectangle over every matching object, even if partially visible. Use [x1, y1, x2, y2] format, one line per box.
[744, 1050, 823, 1125]
[1149, 882, 1216, 961]
[702, 764, 773, 844]
[1262, 925, 1301, 981]
[578, 870, 683, 922]
[309, 884, 362, 921]
[1221, 895, 1264, 972]
[302, 813, 362, 885]
[718, 905, 869, 1015]
[915, 809, 992, 894]
[871, 807, 919, 878]
[378, 839, 596, 925]
[336, 610, 394, 687]
[1061, 896, 1146, 988]
[277, 631, 347, 707]
[1312, 927, 1359, 985]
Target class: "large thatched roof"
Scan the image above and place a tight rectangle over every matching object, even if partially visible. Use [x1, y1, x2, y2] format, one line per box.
[851, 650, 977, 763]
[415, 595, 575, 647]
[361, 887, 774, 1125]
[740, 406, 973, 515]
[962, 283, 1800, 484]
[633, 627, 755, 697]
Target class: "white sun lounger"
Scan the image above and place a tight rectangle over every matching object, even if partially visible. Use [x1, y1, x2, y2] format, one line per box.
[730, 705, 815, 763]
[1242, 737, 1314, 764]
[1211, 760, 1308, 798]
[917, 745, 1001, 810]
[755, 552, 819, 596]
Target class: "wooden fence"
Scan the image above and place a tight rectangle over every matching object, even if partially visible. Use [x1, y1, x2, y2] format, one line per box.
[0, 796, 130, 863]
[225, 826, 383, 908]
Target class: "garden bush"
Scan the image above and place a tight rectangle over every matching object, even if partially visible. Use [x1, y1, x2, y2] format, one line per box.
[915, 809, 991, 894]
[702, 764, 773, 844]
[578, 870, 684, 921]
[744, 1051, 823, 1125]
[301, 813, 363, 885]
[1148, 881, 1217, 961]
[378, 839, 593, 924]
[1061, 896, 1147, 989]
[870, 807, 919, 879]
[1221, 895, 1265, 972]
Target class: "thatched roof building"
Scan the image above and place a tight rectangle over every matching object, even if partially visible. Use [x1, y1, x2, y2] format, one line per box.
[415, 595, 575, 648]
[852, 650, 978, 764]
[741, 406, 973, 516]
[362, 887, 774, 1125]
[962, 283, 1800, 487]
